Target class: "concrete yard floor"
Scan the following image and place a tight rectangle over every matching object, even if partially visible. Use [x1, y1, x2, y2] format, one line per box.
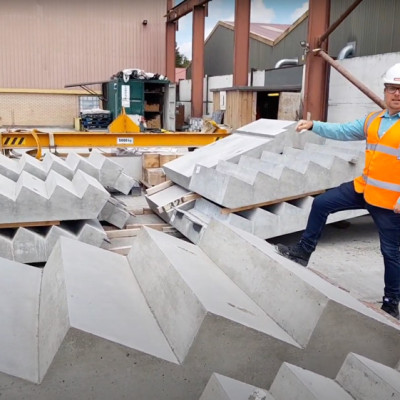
[268, 215, 385, 307]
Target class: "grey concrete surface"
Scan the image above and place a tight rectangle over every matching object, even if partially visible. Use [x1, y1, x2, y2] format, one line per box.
[163, 119, 310, 189]
[199, 373, 273, 400]
[0, 223, 398, 398]
[198, 219, 400, 377]
[128, 227, 299, 364]
[188, 143, 364, 209]
[0, 169, 109, 224]
[98, 197, 135, 228]
[336, 353, 400, 400]
[201, 353, 400, 400]
[0, 152, 137, 195]
[269, 363, 354, 400]
[1, 219, 106, 264]
[268, 214, 385, 304]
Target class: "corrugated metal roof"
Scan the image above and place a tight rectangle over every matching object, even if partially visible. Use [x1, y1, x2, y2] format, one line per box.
[221, 22, 291, 42]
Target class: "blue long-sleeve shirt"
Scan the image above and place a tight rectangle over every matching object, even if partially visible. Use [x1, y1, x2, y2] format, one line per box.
[312, 110, 400, 140]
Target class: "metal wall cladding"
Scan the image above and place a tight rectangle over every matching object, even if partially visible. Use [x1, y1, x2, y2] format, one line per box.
[202, 17, 308, 77]
[0, 0, 167, 89]
[329, 0, 400, 58]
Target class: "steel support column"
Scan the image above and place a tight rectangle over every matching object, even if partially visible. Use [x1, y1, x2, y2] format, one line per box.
[233, 0, 250, 86]
[166, 0, 176, 81]
[303, 0, 330, 121]
[191, 5, 205, 117]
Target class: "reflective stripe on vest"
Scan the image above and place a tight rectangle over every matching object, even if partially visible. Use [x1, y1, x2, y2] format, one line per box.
[365, 142, 400, 157]
[362, 174, 400, 192]
[363, 110, 383, 136]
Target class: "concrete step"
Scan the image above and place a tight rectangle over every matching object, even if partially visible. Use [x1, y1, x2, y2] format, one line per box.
[269, 362, 354, 400]
[128, 227, 300, 366]
[304, 142, 364, 163]
[98, 197, 135, 229]
[198, 219, 400, 377]
[199, 373, 274, 400]
[0, 219, 107, 267]
[0, 168, 109, 223]
[164, 120, 295, 189]
[336, 353, 400, 400]
[0, 153, 136, 195]
[0, 237, 178, 384]
[189, 142, 363, 209]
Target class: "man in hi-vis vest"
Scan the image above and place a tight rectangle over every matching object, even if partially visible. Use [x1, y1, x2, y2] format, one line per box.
[276, 63, 400, 320]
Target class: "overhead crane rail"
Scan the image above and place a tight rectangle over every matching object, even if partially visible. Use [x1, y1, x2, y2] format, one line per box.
[0, 111, 230, 158]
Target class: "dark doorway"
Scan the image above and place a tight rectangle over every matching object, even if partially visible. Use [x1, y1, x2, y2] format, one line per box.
[256, 91, 280, 119]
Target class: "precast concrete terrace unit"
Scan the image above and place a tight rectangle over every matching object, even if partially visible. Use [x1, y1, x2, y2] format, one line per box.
[0, 223, 398, 399]
[152, 119, 368, 242]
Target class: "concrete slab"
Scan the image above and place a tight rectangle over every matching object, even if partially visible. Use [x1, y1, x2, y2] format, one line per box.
[0, 220, 106, 264]
[189, 144, 364, 209]
[198, 219, 400, 377]
[163, 118, 303, 189]
[0, 169, 109, 224]
[199, 373, 273, 400]
[336, 353, 400, 400]
[127, 227, 299, 364]
[269, 363, 354, 400]
[0, 258, 44, 382]
[98, 198, 133, 228]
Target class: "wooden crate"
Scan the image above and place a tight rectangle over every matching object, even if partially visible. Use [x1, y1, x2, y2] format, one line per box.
[142, 153, 160, 168]
[143, 167, 166, 186]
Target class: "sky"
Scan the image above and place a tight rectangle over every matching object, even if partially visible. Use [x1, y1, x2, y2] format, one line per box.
[176, 0, 309, 60]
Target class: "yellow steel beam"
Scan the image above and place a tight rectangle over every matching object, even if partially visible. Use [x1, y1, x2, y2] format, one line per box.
[0, 130, 229, 158]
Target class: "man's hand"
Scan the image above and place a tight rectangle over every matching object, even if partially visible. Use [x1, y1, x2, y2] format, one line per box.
[296, 120, 313, 132]
[394, 201, 400, 213]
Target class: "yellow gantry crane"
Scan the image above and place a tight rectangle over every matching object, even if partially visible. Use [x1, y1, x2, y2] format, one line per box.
[0, 110, 230, 159]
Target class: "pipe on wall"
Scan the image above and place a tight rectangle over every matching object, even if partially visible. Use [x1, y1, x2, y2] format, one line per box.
[274, 59, 299, 68]
[337, 42, 356, 60]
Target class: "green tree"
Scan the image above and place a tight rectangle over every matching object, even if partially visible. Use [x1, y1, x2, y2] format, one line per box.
[175, 43, 190, 67]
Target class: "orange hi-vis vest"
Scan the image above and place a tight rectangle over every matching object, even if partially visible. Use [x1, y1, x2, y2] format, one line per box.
[354, 110, 400, 209]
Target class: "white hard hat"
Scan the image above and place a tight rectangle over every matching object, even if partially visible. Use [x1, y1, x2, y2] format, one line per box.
[382, 63, 400, 85]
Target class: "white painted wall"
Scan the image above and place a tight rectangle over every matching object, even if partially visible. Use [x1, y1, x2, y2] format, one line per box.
[327, 52, 400, 122]
[178, 71, 264, 122]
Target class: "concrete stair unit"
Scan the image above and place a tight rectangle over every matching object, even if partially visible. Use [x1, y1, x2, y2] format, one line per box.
[188, 143, 364, 209]
[149, 118, 368, 242]
[0, 152, 137, 195]
[0, 228, 399, 399]
[127, 226, 300, 365]
[98, 197, 135, 229]
[69, 151, 137, 195]
[200, 353, 400, 400]
[197, 220, 400, 377]
[1, 219, 106, 263]
[199, 373, 273, 400]
[146, 185, 367, 243]
[0, 169, 109, 224]
[163, 119, 324, 190]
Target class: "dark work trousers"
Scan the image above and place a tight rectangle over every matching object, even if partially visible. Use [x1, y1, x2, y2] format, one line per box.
[299, 181, 400, 300]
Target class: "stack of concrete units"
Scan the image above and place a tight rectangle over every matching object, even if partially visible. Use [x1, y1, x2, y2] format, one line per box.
[155, 119, 368, 242]
[0, 152, 136, 195]
[0, 169, 108, 223]
[200, 353, 400, 400]
[0, 151, 142, 263]
[0, 221, 398, 399]
[0, 219, 106, 263]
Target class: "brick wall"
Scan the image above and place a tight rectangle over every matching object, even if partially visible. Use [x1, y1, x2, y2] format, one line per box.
[0, 93, 81, 127]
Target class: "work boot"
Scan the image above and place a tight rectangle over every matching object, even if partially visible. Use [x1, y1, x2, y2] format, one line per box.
[275, 243, 311, 267]
[381, 296, 399, 319]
